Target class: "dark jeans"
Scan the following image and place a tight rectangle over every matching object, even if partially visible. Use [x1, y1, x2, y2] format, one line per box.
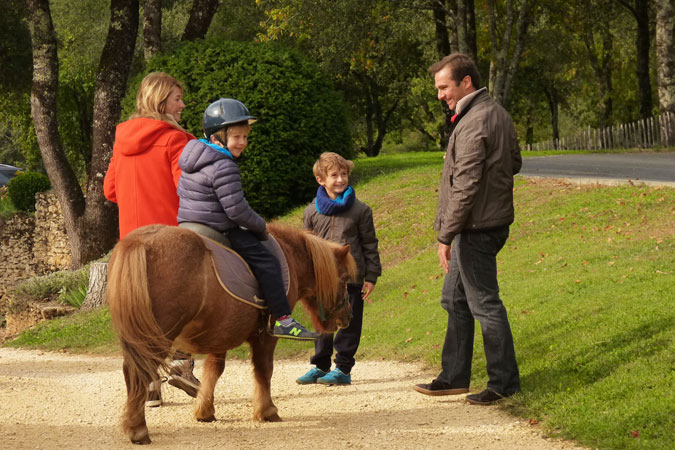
[227, 227, 291, 318]
[310, 284, 363, 374]
[438, 226, 520, 396]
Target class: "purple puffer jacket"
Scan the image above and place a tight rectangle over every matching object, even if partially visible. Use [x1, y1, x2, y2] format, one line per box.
[177, 139, 266, 233]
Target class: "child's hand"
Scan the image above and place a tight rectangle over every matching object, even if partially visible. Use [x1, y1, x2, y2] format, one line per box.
[361, 282, 375, 300]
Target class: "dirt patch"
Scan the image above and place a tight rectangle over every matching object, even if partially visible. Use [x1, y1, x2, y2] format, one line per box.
[0, 348, 585, 449]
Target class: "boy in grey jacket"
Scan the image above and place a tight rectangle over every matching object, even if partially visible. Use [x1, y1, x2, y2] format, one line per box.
[296, 152, 382, 385]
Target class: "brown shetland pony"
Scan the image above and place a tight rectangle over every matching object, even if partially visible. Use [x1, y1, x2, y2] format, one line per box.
[107, 223, 356, 445]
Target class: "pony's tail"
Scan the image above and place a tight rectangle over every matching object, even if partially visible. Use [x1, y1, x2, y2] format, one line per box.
[107, 238, 171, 402]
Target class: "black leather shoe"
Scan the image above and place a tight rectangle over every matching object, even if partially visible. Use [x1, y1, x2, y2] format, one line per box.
[414, 379, 469, 396]
[465, 388, 514, 405]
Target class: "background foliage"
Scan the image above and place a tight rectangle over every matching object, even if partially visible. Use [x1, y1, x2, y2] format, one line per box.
[7, 171, 51, 212]
[132, 39, 353, 217]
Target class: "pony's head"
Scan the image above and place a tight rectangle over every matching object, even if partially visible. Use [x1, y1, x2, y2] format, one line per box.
[302, 232, 357, 333]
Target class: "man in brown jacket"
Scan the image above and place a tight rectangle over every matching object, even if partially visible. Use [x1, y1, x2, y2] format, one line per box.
[414, 53, 522, 405]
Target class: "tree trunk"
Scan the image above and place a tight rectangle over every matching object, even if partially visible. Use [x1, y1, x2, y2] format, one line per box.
[431, 0, 451, 58]
[656, 0, 675, 117]
[544, 87, 560, 145]
[182, 0, 220, 41]
[430, 0, 454, 149]
[635, 0, 653, 118]
[26, 0, 88, 266]
[487, 0, 532, 106]
[84, 0, 139, 267]
[81, 262, 108, 309]
[26, 0, 138, 269]
[143, 0, 162, 61]
[583, 17, 614, 126]
[456, 0, 477, 61]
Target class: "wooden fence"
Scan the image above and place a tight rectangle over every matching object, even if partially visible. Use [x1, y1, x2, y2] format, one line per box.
[525, 111, 675, 151]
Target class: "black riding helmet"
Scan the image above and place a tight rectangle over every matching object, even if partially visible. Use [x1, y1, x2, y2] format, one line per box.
[202, 98, 257, 140]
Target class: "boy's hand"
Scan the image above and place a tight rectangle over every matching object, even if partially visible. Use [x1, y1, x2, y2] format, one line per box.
[362, 282, 375, 300]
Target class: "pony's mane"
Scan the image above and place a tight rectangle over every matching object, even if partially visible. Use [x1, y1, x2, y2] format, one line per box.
[303, 232, 341, 306]
[268, 223, 356, 309]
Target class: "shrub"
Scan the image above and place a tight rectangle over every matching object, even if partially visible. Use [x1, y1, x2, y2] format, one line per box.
[7, 171, 51, 212]
[129, 40, 353, 218]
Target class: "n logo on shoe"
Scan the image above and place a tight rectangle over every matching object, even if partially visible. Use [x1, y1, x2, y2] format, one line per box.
[289, 327, 301, 336]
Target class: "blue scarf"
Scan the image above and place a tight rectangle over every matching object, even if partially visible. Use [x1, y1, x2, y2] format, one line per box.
[199, 138, 233, 159]
[315, 185, 355, 215]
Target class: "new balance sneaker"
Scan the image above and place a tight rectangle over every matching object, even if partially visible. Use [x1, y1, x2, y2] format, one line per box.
[272, 318, 319, 340]
[296, 367, 328, 385]
[146, 380, 162, 408]
[465, 388, 513, 405]
[317, 368, 351, 385]
[168, 359, 200, 398]
[413, 379, 469, 396]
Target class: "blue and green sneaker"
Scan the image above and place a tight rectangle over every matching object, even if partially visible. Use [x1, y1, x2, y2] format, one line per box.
[317, 368, 351, 385]
[296, 367, 328, 384]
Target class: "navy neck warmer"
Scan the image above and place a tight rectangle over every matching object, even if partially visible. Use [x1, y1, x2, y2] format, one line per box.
[315, 185, 355, 215]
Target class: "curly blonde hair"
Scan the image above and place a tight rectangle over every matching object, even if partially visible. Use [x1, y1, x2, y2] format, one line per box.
[130, 72, 186, 131]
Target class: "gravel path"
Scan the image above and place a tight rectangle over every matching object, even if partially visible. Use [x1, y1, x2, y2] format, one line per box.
[0, 348, 584, 449]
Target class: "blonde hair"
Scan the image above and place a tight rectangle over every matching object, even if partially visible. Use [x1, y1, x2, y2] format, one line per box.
[130, 72, 186, 131]
[212, 122, 251, 144]
[312, 152, 354, 180]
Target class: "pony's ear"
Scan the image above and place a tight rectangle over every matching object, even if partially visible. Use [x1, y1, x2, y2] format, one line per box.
[334, 244, 351, 262]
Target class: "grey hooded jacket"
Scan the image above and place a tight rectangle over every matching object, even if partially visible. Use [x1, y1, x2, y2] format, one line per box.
[177, 139, 266, 233]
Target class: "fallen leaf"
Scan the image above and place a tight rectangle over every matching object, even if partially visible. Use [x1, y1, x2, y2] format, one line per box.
[630, 430, 640, 438]
[403, 292, 409, 299]
[405, 337, 413, 343]
[529, 418, 539, 425]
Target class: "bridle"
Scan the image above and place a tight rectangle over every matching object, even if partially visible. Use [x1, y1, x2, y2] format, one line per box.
[317, 284, 350, 322]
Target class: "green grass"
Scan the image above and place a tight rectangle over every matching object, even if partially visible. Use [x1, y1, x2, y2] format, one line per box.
[4, 151, 674, 449]
[6, 308, 119, 353]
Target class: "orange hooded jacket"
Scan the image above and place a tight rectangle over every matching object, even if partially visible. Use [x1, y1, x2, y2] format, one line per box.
[104, 118, 195, 239]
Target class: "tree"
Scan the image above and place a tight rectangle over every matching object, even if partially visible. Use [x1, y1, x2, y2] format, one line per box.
[143, 0, 162, 61]
[617, 0, 653, 118]
[257, 0, 426, 157]
[182, 0, 220, 41]
[656, 0, 675, 115]
[26, 0, 139, 268]
[486, 0, 534, 107]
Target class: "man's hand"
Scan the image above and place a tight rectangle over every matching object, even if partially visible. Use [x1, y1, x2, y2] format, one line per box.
[361, 282, 375, 300]
[438, 242, 451, 273]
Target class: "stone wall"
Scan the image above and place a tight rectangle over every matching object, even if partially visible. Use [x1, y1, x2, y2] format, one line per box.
[0, 191, 70, 308]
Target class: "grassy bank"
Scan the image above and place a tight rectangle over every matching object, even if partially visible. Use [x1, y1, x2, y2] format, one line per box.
[6, 151, 674, 449]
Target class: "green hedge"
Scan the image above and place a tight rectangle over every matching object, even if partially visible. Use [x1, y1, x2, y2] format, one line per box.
[7, 171, 51, 212]
[129, 40, 353, 218]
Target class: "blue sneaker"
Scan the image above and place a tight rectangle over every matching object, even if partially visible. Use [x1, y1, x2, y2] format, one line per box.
[317, 368, 351, 385]
[296, 367, 328, 385]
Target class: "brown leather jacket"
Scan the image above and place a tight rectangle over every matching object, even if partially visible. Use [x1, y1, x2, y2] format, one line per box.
[434, 89, 522, 244]
[303, 198, 382, 284]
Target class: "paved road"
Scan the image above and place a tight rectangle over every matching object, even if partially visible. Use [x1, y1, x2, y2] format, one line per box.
[520, 152, 675, 186]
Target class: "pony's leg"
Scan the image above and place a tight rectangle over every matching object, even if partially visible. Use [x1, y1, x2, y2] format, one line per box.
[194, 353, 226, 422]
[121, 357, 153, 445]
[250, 337, 281, 422]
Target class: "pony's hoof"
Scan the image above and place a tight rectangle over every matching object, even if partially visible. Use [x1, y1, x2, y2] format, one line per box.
[264, 413, 282, 422]
[131, 435, 152, 445]
[198, 415, 216, 423]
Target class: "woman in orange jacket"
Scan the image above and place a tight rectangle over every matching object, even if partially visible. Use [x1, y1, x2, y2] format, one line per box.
[104, 71, 199, 407]
[104, 72, 195, 239]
